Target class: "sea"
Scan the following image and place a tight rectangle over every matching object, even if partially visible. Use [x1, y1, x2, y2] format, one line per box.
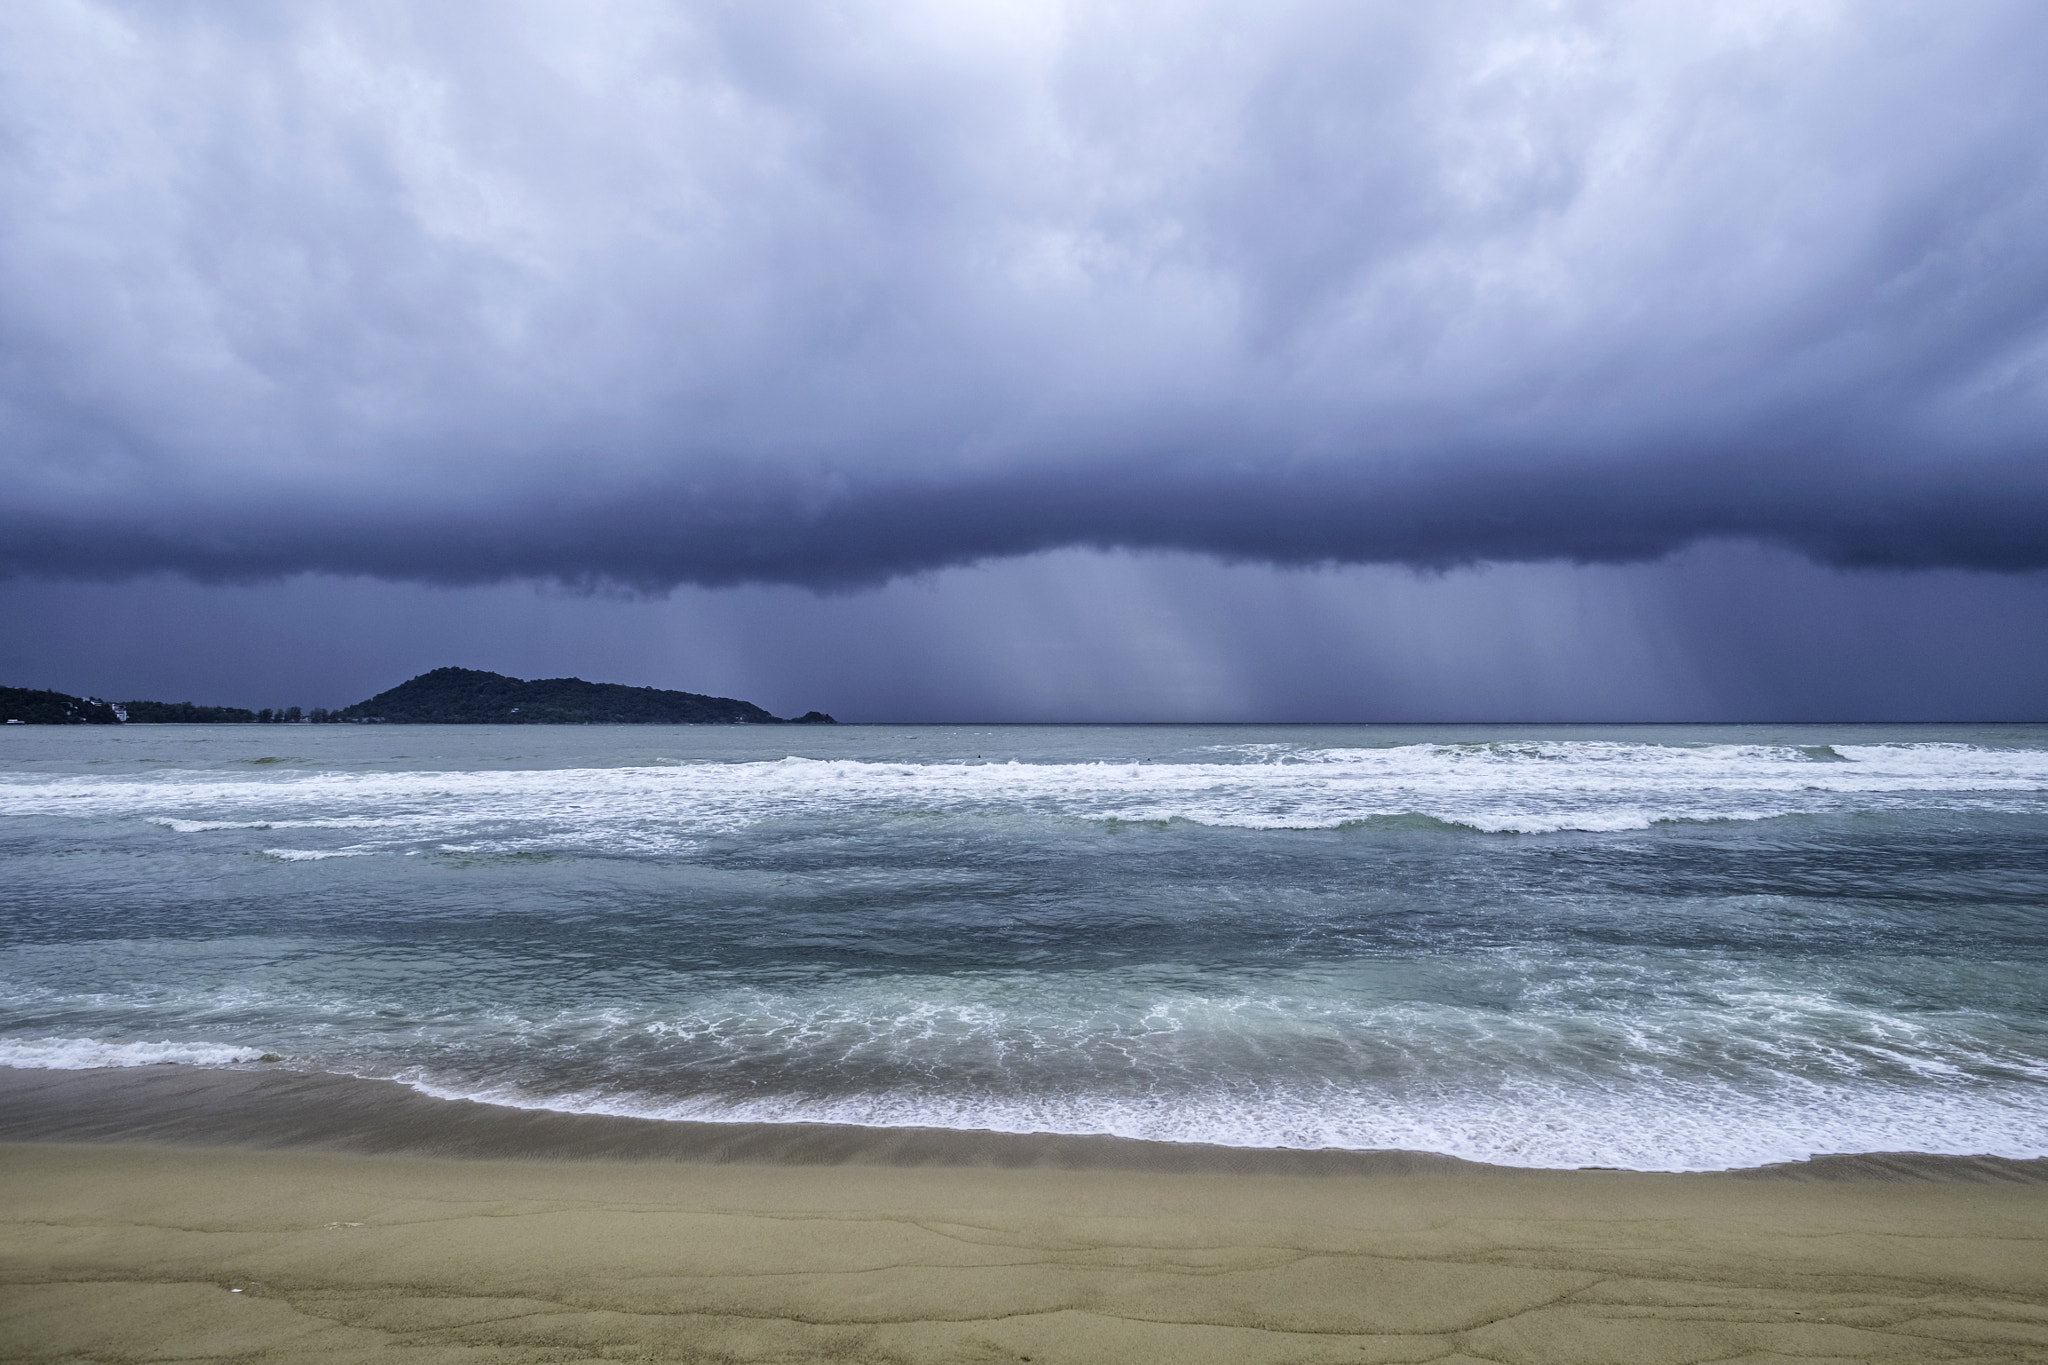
[3, 722, 2046, 1173]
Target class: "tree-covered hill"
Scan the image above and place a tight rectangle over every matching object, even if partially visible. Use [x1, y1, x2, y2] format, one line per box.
[3, 669, 833, 725]
[336, 667, 833, 724]
[121, 700, 259, 723]
[0, 686, 120, 725]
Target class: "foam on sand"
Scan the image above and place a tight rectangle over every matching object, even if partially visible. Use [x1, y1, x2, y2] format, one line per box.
[2, 1097, 2044, 1364]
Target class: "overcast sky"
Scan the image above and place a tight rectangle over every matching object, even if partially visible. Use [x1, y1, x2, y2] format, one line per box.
[3, 1, 2046, 719]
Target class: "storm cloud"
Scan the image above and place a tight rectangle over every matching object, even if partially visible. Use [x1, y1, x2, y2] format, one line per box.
[3, 0, 2047, 589]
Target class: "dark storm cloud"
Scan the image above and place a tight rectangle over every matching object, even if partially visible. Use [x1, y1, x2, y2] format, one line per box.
[3, 0, 2047, 589]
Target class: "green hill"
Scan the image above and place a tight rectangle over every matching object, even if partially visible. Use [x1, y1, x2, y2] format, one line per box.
[336, 667, 833, 725]
[4, 669, 834, 726]
[0, 686, 120, 725]
[120, 700, 259, 723]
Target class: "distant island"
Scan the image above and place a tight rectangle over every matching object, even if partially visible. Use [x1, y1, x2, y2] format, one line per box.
[1, 668, 833, 726]
[337, 667, 834, 724]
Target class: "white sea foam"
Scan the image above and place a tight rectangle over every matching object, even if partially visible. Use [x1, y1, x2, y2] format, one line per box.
[7, 734, 2044, 1170]
[151, 817, 268, 832]
[372, 963, 2048, 1171]
[6, 741, 2046, 857]
[0, 1037, 273, 1069]
[6, 949, 2044, 1171]
[399, 1070, 2048, 1172]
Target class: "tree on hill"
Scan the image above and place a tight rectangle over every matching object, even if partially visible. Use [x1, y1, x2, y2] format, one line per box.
[0, 686, 120, 725]
[121, 700, 259, 723]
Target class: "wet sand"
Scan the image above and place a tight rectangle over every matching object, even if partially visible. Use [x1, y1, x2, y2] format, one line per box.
[3, 1066, 2047, 1363]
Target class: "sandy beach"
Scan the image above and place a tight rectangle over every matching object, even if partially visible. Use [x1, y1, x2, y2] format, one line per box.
[3, 1067, 2047, 1363]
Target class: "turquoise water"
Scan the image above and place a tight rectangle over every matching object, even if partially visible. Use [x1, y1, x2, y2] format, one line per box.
[3, 722, 2046, 1170]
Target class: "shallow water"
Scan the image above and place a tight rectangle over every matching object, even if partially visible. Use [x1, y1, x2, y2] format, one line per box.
[3, 722, 2045, 1170]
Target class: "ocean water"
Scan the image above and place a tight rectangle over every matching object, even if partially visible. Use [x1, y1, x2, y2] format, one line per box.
[3, 722, 2046, 1172]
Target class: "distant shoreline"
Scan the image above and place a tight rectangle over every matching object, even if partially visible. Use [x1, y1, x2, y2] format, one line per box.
[2, 666, 835, 727]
